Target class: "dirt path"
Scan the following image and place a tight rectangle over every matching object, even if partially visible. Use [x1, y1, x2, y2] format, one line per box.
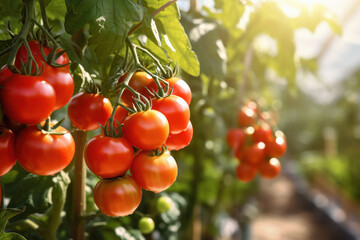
[251, 175, 346, 240]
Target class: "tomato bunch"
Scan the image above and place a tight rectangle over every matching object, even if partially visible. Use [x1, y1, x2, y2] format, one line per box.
[79, 71, 193, 217]
[0, 40, 75, 177]
[227, 101, 286, 182]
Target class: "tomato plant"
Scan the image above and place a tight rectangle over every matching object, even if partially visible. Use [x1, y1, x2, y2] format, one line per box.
[130, 151, 178, 193]
[156, 195, 173, 213]
[138, 217, 155, 234]
[68, 92, 113, 131]
[85, 135, 134, 178]
[93, 175, 142, 217]
[15, 125, 75, 176]
[166, 121, 193, 151]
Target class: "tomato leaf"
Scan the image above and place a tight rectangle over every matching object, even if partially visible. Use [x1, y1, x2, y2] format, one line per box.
[0, 232, 26, 240]
[65, 0, 145, 62]
[0, 208, 26, 240]
[142, 13, 161, 47]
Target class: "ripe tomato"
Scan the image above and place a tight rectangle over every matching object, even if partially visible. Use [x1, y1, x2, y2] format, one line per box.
[119, 72, 153, 105]
[123, 110, 169, 150]
[152, 95, 190, 134]
[0, 74, 56, 124]
[252, 124, 273, 144]
[226, 128, 246, 149]
[85, 135, 134, 178]
[15, 125, 75, 176]
[243, 142, 266, 166]
[0, 128, 16, 176]
[236, 163, 258, 182]
[93, 175, 142, 217]
[114, 104, 129, 125]
[130, 151, 178, 193]
[15, 40, 70, 71]
[0, 65, 12, 85]
[237, 108, 256, 127]
[42, 64, 74, 110]
[245, 100, 258, 112]
[145, 77, 192, 105]
[166, 121, 193, 151]
[259, 158, 281, 179]
[68, 93, 113, 131]
[265, 135, 287, 158]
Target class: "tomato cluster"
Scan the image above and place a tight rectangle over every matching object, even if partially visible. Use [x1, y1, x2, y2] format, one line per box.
[75, 72, 193, 217]
[0, 41, 75, 177]
[227, 101, 286, 182]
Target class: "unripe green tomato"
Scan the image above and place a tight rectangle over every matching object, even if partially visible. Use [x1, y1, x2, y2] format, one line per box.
[156, 196, 173, 213]
[138, 217, 155, 234]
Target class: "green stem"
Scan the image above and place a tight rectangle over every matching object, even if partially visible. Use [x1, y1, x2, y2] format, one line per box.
[71, 130, 88, 240]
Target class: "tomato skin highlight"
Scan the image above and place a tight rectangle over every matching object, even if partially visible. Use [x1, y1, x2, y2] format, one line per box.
[42, 65, 74, 110]
[166, 121, 193, 151]
[259, 158, 281, 179]
[237, 108, 256, 127]
[0, 74, 56, 124]
[265, 136, 287, 158]
[236, 163, 258, 182]
[243, 142, 266, 166]
[15, 125, 75, 176]
[124, 110, 169, 150]
[85, 135, 134, 178]
[152, 95, 190, 134]
[0, 128, 16, 176]
[130, 151, 178, 193]
[68, 93, 113, 131]
[93, 175, 142, 217]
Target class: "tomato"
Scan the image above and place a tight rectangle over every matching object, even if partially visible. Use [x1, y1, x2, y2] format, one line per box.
[0, 65, 12, 85]
[114, 104, 129, 125]
[123, 110, 169, 150]
[245, 100, 258, 112]
[118, 72, 153, 105]
[68, 93, 113, 131]
[0, 128, 16, 176]
[265, 135, 287, 158]
[15, 125, 75, 176]
[0, 74, 56, 124]
[243, 142, 266, 166]
[237, 107, 256, 127]
[138, 217, 155, 234]
[145, 77, 192, 105]
[226, 128, 246, 149]
[152, 95, 190, 134]
[130, 151, 178, 193]
[156, 196, 173, 213]
[15, 40, 70, 71]
[42, 64, 74, 110]
[93, 175, 142, 217]
[2, 115, 27, 134]
[259, 158, 281, 179]
[85, 135, 134, 178]
[236, 163, 257, 182]
[166, 121, 193, 151]
[252, 124, 273, 144]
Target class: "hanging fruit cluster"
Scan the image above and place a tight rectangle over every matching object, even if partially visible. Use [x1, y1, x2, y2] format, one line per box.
[69, 69, 193, 217]
[0, 39, 75, 178]
[226, 101, 287, 182]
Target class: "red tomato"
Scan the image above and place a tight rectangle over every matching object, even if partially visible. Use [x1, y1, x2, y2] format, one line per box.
[119, 72, 153, 105]
[42, 64, 74, 110]
[130, 151, 178, 193]
[0, 128, 16, 176]
[237, 107, 256, 127]
[245, 100, 258, 112]
[0, 74, 56, 124]
[15, 40, 70, 71]
[166, 121, 193, 151]
[68, 93, 113, 131]
[2, 115, 27, 135]
[236, 163, 258, 182]
[114, 104, 129, 125]
[145, 77, 192, 105]
[123, 110, 169, 150]
[243, 142, 266, 166]
[252, 124, 273, 144]
[265, 135, 287, 158]
[226, 128, 246, 149]
[259, 158, 281, 179]
[0, 65, 12, 85]
[152, 95, 190, 134]
[93, 175, 142, 217]
[85, 135, 134, 178]
[15, 125, 75, 176]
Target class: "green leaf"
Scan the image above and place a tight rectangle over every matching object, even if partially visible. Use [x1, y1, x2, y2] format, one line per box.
[142, 13, 161, 47]
[65, 0, 145, 62]
[0, 232, 26, 240]
[0, 208, 26, 233]
[45, 0, 67, 22]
